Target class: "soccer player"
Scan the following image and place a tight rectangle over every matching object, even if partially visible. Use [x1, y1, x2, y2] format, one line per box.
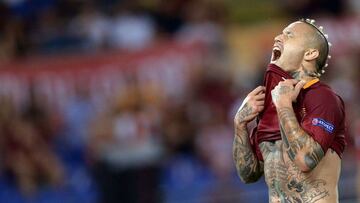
[233, 19, 346, 202]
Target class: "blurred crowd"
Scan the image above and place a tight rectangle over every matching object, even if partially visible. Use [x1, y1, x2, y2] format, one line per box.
[0, 0, 360, 203]
[0, 0, 225, 61]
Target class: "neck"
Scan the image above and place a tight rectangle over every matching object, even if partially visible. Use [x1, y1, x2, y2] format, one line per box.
[290, 63, 318, 82]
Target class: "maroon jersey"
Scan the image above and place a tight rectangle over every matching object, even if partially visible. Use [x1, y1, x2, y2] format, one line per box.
[295, 80, 347, 158]
[250, 64, 292, 160]
[250, 64, 346, 161]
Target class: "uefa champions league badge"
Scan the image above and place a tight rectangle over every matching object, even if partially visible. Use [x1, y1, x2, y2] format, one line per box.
[312, 118, 319, 125]
[312, 118, 334, 133]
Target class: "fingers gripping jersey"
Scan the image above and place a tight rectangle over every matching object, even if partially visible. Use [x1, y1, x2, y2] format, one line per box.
[250, 64, 346, 161]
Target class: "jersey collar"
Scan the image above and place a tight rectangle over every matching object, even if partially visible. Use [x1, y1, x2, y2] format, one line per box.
[303, 78, 320, 89]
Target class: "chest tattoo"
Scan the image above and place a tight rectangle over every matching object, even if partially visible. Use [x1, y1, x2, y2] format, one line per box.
[260, 141, 329, 203]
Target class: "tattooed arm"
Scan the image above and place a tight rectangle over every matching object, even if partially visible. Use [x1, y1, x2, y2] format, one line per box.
[278, 107, 324, 172]
[272, 79, 324, 172]
[233, 86, 265, 183]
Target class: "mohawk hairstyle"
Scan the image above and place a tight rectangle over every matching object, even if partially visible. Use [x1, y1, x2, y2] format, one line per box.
[299, 18, 332, 77]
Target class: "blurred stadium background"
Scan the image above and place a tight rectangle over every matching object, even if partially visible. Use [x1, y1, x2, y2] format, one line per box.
[0, 0, 359, 202]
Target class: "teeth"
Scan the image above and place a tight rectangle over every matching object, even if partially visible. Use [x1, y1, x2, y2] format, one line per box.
[273, 47, 281, 51]
[271, 47, 281, 61]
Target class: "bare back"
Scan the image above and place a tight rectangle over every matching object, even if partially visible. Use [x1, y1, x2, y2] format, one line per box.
[260, 140, 341, 203]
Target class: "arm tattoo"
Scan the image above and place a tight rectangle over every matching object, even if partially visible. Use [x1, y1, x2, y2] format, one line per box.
[233, 127, 263, 183]
[278, 107, 324, 171]
[236, 103, 252, 123]
[233, 104, 263, 183]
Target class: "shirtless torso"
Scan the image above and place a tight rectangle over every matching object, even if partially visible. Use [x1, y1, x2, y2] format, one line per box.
[260, 140, 340, 203]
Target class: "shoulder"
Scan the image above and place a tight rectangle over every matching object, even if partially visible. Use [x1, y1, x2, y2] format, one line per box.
[302, 82, 345, 113]
[304, 82, 343, 104]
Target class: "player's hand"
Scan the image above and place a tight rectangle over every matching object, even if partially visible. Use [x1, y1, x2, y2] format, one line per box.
[271, 79, 305, 108]
[235, 86, 265, 127]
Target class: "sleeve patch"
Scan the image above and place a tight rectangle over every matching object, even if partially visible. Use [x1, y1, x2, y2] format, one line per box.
[312, 118, 334, 133]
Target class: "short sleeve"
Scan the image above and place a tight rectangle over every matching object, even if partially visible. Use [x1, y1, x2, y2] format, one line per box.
[300, 90, 345, 153]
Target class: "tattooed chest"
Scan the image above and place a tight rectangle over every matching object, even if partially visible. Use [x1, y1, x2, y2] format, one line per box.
[259, 141, 329, 203]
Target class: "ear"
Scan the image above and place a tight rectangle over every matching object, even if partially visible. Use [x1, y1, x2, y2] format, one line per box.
[304, 49, 319, 61]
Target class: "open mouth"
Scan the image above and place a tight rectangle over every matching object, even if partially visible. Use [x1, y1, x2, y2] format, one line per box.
[271, 46, 282, 62]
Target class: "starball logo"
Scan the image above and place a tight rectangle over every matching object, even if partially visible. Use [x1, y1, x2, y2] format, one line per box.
[312, 118, 334, 133]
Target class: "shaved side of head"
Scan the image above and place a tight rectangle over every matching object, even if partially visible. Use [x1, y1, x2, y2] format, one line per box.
[300, 21, 329, 73]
